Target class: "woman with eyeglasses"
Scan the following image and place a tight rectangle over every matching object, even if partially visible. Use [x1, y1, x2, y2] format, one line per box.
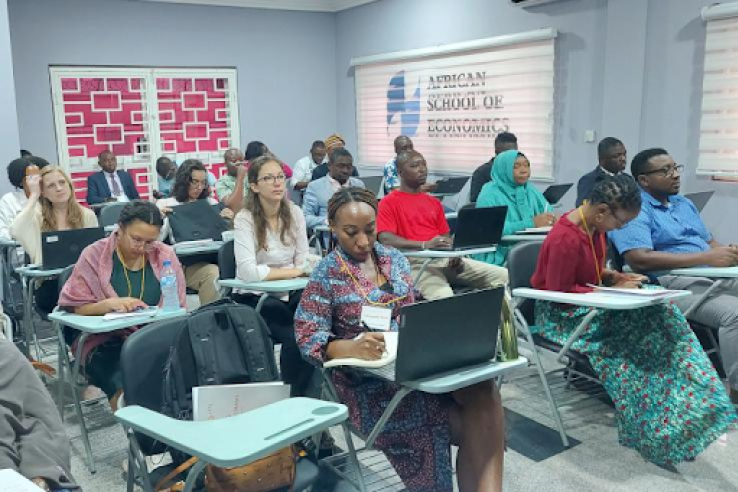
[11, 166, 98, 315]
[531, 175, 737, 465]
[474, 149, 555, 266]
[58, 200, 186, 410]
[232, 155, 317, 397]
[156, 159, 231, 306]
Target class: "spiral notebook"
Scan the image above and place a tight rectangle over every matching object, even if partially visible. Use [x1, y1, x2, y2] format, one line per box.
[323, 332, 399, 369]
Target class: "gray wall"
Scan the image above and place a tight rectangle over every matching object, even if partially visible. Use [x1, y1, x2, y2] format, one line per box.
[336, 0, 738, 242]
[8, 0, 337, 168]
[0, 0, 19, 195]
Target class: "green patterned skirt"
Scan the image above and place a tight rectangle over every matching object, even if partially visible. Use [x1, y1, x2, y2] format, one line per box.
[534, 300, 738, 465]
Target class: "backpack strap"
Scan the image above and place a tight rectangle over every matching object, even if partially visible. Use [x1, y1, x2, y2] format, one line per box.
[163, 321, 192, 420]
[222, 306, 278, 383]
[187, 310, 221, 386]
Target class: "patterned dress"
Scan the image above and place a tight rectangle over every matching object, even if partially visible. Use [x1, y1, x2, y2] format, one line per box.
[531, 214, 738, 465]
[295, 243, 455, 491]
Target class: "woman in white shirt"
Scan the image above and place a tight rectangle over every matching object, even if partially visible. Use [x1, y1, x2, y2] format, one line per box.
[156, 159, 230, 306]
[11, 166, 98, 314]
[0, 156, 50, 241]
[233, 155, 314, 397]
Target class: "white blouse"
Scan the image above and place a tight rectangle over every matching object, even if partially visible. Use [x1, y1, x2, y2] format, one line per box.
[234, 202, 308, 283]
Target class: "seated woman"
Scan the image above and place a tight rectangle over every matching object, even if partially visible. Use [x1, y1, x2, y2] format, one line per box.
[295, 187, 505, 491]
[11, 166, 98, 315]
[157, 159, 230, 306]
[0, 337, 79, 491]
[58, 200, 186, 410]
[474, 149, 555, 266]
[531, 175, 737, 465]
[244, 140, 293, 179]
[233, 155, 314, 397]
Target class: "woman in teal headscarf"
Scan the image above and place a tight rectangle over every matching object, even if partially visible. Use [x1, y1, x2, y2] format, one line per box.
[474, 150, 555, 265]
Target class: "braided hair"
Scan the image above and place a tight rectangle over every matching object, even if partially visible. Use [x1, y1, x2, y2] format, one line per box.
[589, 174, 641, 213]
[327, 187, 378, 224]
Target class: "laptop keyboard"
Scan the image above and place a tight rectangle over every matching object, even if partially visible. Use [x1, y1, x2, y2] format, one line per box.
[364, 361, 396, 382]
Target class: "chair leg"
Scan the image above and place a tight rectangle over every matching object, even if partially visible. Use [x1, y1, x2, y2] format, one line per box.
[128, 432, 154, 492]
[338, 421, 367, 492]
[182, 459, 207, 492]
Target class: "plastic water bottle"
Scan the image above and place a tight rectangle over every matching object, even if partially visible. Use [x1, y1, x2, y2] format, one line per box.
[160, 260, 180, 312]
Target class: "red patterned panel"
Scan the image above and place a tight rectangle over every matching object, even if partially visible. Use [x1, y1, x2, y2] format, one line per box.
[156, 77, 233, 154]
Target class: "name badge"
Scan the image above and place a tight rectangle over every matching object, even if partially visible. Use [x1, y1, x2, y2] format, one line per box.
[361, 305, 392, 332]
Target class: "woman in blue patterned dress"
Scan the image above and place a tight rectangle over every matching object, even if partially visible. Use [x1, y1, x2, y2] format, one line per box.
[531, 175, 737, 465]
[295, 187, 505, 491]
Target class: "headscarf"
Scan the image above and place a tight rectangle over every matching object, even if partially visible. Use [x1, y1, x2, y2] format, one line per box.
[473, 149, 550, 265]
[324, 133, 345, 152]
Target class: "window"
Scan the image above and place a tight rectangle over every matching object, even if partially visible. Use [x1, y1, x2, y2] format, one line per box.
[698, 4, 738, 177]
[353, 28, 556, 180]
[50, 67, 240, 203]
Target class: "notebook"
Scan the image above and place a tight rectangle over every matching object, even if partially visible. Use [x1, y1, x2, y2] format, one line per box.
[41, 227, 105, 270]
[192, 382, 289, 421]
[323, 332, 399, 369]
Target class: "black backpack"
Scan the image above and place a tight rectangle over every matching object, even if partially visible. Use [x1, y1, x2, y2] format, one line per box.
[162, 299, 280, 422]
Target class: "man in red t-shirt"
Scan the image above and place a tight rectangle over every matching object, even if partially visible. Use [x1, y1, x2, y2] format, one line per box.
[377, 151, 508, 300]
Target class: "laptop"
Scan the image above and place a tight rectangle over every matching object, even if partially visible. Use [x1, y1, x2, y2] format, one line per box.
[41, 227, 105, 270]
[542, 183, 573, 205]
[168, 200, 229, 243]
[380, 288, 504, 383]
[432, 206, 507, 251]
[433, 176, 469, 196]
[684, 190, 715, 213]
[361, 176, 384, 197]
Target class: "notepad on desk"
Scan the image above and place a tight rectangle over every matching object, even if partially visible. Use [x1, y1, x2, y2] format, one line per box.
[588, 285, 685, 298]
[192, 382, 290, 421]
[520, 226, 552, 234]
[102, 307, 159, 320]
[174, 239, 215, 250]
[323, 331, 399, 369]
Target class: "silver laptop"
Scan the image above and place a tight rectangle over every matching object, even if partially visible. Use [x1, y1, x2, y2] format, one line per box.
[684, 190, 714, 213]
[368, 288, 504, 383]
[361, 176, 384, 197]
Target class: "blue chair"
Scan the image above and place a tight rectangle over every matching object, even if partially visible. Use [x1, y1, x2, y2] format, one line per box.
[117, 316, 349, 492]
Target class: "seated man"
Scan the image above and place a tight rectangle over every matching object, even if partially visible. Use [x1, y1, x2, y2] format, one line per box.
[0, 337, 79, 490]
[216, 147, 247, 211]
[86, 150, 140, 205]
[0, 156, 49, 240]
[610, 147, 738, 404]
[153, 156, 177, 199]
[576, 137, 628, 206]
[383, 135, 414, 195]
[303, 148, 364, 230]
[311, 134, 359, 180]
[291, 140, 326, 191]
[469, 132, 518, 203]
[378, 150, 508, 300]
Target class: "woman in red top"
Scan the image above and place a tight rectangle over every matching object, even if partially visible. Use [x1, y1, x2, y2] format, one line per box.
[531, 175, 737, 465]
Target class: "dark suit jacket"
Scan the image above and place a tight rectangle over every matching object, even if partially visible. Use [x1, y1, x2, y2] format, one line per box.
[86, 170, 140, 205]
[575, 167, 633, 206]
[311, 163, 359, 181]
[469, 157, 495, 203]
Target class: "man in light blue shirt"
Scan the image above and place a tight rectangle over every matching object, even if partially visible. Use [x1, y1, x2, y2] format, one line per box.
[303, 148, 364, 229]
[610, 148, 738, 403]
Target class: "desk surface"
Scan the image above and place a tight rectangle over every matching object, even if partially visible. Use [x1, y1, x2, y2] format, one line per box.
[16, 265, 65, 277]
[502, 234, 548, 243]
[512, 287, 691, 310]
[0, 239, 18, 248]
[403, 246, 497, 258]
[407, 356, 527, 393]
[668, 266, 738, 278]
[174, 241, 223, 256]
[218, 278, 309, 292]
[49, 308, 187, 333]
[313, 224, 330, 233]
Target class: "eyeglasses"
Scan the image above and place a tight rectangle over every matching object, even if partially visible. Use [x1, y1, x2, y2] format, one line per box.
[124, 232, 156, 251]
[257, 174, 286, 185]
[640, 164, 684, 178]
[189, 178, 208, 188]
[607, 205, 628, 228]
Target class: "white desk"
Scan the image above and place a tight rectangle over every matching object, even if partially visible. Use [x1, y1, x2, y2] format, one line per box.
[173, 241, 223, 257]
[444, 212, 458, 220]
[15, 265, 66, 359]
[502, 234, 548, 243]
[403, 246, 497, 283]
[218, 278, 309, 312]
[49, 308, 187, 473]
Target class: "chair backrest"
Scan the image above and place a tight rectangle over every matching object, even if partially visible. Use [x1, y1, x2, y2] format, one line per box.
[507, 240, 544, 325]
[99, 202, 127, 228]
[218, 240, 235, 280]
[57, 265, 75, 295]
[120, 317, 184, 455]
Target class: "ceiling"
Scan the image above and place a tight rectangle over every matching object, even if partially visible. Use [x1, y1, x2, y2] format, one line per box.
[135, 0, 381, 12]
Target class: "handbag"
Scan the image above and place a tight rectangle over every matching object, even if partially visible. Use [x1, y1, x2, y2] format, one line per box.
[205, 446, 297, 492]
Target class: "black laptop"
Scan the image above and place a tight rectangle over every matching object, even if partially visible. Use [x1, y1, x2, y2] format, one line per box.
[41, 227, 105, 270]
[432, 206, 507, 251]
[684, 190, 715, 213]
[167, 200, 229, 243]
[433, 176, 469, 196]
[542, 183, 573, 205]
[392, 288, 504, 383]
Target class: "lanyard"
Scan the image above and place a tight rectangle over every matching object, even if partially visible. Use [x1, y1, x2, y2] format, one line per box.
[337, 252, 406, 307]
[578, 207, 606, 286]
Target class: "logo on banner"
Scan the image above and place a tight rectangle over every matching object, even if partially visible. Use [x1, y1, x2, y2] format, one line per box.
[386, 71, 421, 136]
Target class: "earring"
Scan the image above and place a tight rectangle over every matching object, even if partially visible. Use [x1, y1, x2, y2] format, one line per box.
[596, 215, 604, 223]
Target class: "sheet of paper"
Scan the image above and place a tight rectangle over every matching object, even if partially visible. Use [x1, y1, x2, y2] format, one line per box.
[323, 331, 399, 369]
[587, 285, 685, 297]
[0, 469, 44, 491]
[521, 226, 552, 234]
[102, 307, 158, 320]
[192, 382, 290, 421]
